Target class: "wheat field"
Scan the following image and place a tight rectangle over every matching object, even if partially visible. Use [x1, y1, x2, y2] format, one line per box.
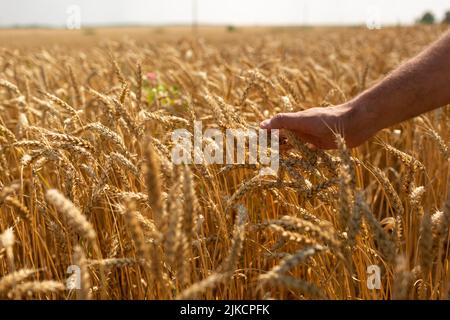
[0, 26, 449, 300]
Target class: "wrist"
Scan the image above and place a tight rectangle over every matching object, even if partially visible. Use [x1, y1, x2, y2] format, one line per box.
[337, 99, 380, 146]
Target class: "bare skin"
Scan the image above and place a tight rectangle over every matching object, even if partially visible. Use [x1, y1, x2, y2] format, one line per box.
[260, 30, 450, 149]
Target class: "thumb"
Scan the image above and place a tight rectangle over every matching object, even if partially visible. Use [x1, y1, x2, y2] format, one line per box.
[260, 112, 302, 130]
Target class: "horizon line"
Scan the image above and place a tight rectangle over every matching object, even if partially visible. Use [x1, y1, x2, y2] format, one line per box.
[0, 21, 437, 30]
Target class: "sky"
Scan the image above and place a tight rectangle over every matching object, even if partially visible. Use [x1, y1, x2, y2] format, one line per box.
[0, 0, 449, 27]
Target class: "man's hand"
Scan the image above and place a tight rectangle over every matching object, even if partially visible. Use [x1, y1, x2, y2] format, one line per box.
[260, 30, 450, 150]
[260, 103, 377, 150]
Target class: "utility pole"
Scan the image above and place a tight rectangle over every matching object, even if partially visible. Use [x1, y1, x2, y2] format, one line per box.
[192, 0, 198, 34]
[302, 1, 308, 26]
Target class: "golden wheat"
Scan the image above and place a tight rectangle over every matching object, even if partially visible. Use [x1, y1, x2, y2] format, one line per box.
[0, 26, 448, 300]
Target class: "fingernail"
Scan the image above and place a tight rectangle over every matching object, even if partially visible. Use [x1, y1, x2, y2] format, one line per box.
[260, 119, 270, 129]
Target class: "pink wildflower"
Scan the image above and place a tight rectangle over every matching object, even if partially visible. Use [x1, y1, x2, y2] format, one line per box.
[146, 72, 157, 83]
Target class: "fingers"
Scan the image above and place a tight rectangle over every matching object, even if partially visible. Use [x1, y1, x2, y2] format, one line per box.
[280, 129, 333, 150]
[260, 112, 303, 130]
[259, 112, 336, 149]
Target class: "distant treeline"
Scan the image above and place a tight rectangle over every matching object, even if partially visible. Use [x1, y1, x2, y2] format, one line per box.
[417, 10, 450, 24]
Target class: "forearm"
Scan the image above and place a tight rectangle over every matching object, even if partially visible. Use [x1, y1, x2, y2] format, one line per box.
[346, 30, 450, 133]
